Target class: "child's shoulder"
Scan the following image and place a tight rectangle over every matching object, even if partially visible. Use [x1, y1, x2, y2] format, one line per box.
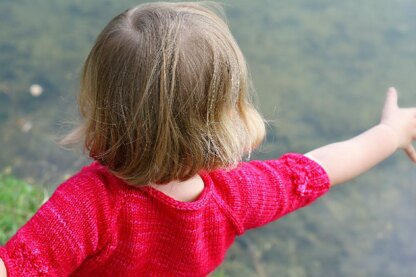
[206, 153, 330, 205]
[56, 161, 122, 201]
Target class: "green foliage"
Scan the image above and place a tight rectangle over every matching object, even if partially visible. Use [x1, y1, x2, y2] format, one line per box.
[210, 269, 227, 277]
[0, 175, 46, 245]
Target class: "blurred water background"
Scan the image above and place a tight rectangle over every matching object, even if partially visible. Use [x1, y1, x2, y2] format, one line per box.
[0, 0, 415, 276]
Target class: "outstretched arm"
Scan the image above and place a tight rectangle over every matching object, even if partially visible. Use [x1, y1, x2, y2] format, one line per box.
[0, 258, 6, 277]
[306, 87, 416, 186]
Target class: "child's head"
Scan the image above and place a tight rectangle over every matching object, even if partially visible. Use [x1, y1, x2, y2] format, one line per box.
[68, 1, 265, 185]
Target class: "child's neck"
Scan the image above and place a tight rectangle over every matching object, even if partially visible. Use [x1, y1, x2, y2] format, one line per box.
[147, 175, 205, 202]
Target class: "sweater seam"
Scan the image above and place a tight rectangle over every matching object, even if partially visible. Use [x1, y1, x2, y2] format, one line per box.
[212, 193, 244, 235]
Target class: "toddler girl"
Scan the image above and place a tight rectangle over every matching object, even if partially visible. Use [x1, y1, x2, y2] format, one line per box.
[1, 2, 415, 276]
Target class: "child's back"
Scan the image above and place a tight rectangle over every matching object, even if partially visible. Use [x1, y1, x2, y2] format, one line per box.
[0, 153, 328, 276]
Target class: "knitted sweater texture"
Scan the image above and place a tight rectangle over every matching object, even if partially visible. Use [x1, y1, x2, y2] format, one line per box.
[0, 153, 330, 276]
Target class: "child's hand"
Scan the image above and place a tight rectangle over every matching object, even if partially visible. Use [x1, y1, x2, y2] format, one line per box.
[380, 87, 416, 162]
[307, 87, 415, 186]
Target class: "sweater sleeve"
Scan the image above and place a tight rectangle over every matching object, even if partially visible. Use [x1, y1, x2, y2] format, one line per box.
[0, 169, 115, 276]
[212, 153, 330, 233]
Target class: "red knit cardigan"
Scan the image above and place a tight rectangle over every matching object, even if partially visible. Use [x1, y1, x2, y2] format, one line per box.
[0, 153, 330, 276]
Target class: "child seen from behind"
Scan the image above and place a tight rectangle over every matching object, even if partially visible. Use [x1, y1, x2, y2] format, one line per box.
[1, 2, 416, 276]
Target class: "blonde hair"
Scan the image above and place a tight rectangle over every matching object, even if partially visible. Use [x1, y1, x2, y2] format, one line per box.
[63, 1, 265, 185]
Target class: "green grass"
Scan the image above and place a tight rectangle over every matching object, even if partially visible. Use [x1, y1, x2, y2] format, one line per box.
[0, 174, 47, 245]
[210, 270, 227, 277]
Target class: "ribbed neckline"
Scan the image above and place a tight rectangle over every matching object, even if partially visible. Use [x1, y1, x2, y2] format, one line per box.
[86, 161, 213, 211]
[139, 171, 212, 210]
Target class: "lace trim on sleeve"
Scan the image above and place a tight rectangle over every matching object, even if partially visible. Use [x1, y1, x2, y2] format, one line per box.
[2, 236, 50, 276]
[281, 153, 330, 197]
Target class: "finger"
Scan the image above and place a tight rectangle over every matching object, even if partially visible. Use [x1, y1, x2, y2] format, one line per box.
[404, 144, 416, 163]
[383, 87, 398, 112]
